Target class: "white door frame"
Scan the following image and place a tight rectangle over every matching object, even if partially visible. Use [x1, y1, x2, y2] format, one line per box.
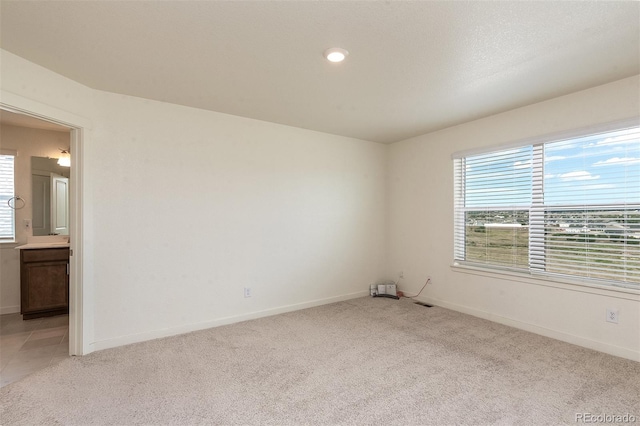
[1, 90, 91, 355]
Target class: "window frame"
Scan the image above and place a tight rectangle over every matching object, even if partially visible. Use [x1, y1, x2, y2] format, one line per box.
[452, 118, 640, 292]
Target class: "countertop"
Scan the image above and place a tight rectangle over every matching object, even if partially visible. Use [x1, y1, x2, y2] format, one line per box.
[15, 236, 70, 250]
[15, 242, 70, 250]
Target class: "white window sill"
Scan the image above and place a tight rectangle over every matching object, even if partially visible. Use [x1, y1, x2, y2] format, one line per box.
[451, 262, 640, 301]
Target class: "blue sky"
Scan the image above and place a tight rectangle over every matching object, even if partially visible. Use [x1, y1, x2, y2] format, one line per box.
[464, 126, 640, 208]
[544, 127, 640, 205]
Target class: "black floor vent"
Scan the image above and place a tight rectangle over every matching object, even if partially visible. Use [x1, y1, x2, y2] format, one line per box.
[414, 301, 433, 308]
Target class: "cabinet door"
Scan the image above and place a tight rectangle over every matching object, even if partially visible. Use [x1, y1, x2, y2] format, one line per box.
[22, 261, 68, 313]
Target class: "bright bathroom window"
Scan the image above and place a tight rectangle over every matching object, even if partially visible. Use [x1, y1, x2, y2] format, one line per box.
[0, 152, 16, 242]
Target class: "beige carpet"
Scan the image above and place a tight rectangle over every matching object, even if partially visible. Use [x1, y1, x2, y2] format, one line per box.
[1, 297, 638, 425]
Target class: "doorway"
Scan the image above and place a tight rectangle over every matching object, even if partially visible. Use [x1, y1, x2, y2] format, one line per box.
[0, 109, 77, 386]
[0, 99, 85, 363]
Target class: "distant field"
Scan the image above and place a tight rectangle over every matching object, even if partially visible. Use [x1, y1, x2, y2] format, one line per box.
[545, 234, 640, 283]
[465, 226, 529, 269]
[465, 226, 640, 284]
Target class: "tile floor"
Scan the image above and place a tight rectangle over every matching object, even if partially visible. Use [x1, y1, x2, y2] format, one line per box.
[0, 313, 69, 388]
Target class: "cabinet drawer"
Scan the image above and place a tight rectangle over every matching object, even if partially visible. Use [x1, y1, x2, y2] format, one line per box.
[21, 248, 70, 263]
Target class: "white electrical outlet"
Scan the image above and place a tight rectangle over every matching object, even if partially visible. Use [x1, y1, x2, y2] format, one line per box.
[606, 308, 619, 324]
[244, 287, 252, 298]
[399, 271, 404, 279]
[23, 219, 31, 229]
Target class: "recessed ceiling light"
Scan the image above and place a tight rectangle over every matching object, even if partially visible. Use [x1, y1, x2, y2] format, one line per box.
[324, 48, 349, 63]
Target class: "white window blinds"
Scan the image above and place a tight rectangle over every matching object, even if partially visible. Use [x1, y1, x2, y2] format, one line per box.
[0, 153, 16, 242]
[454, 124, 640, 289]
[531, 127, 640, 285]
[454, 147, 532, 270]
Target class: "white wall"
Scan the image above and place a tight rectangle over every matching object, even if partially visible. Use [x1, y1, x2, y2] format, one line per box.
[388, 75, 640, 361]
[0, 124, 71, 314]
[88, 93, 387, 347]
[1, 49, 387, 351]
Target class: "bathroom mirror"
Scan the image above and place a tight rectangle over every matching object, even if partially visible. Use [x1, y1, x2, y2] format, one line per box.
[31, 156, 70, 236]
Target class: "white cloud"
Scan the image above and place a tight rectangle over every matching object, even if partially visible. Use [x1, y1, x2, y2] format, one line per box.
[544, 156, 566, 163]
[592, 157, 640, 166]
[544, 174, 555, 179]
[589, 131, 640, 147]
[513, 160, 532, 169]
[559, 171, 600, 181]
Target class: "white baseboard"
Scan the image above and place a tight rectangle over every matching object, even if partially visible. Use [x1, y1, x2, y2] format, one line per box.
[0, 305, 20, 315]
[91, 290, 369, 353]
[416, 296, 639, 362]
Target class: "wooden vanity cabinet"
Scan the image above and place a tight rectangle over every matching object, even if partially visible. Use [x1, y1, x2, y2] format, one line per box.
[20, 247, 69, 320]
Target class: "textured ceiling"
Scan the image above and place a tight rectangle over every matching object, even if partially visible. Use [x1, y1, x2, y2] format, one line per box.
[1, 1, 638, 143]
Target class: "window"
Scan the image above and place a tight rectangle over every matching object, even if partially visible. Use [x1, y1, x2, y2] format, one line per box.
[0, 152, 16, 242]
[454, 123, 640, 289]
